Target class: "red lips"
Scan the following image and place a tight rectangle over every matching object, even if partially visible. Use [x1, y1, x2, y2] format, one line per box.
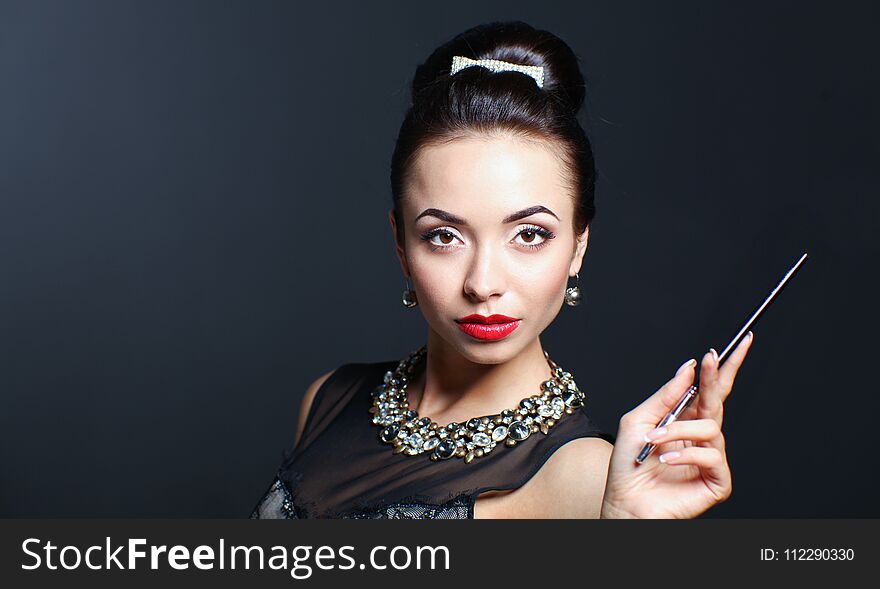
[455, 314, 521, 341]
[456, 314, 519, 324]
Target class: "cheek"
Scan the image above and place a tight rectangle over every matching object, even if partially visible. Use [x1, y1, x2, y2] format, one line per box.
[510, 251, 570, 300]
[408, 252, 459, 304]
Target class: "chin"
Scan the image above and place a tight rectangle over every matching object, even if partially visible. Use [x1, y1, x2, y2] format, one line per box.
[448, 334, 526, 365]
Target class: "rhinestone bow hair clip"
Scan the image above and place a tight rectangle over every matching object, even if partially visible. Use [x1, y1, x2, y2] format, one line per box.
[450, 55, 545, 88]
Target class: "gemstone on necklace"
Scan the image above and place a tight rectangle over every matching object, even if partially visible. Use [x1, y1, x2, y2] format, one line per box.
[405, 433, 424, 448]
[472, 432, 491, 447]
[380, 425, 399, 443]
[423, 437, 440, 451]
[552, 396, 565, 411]
[509, 421, 531, 441]
[492, 425, 508, 441]
[564, 391, 583, 407]
[466, 418, 481, 430]
[434, 439, 457, 460]
[537, 404, 554, 417]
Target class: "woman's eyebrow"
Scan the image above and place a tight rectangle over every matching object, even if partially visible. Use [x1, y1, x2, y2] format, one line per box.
[414, 208, 467, 225]
[502, 205, 559, 223]
[414, 205, 559, 225]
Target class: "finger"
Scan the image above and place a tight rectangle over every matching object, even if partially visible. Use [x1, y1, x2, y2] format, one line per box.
[696, 348, 722, 424]
[657, 446, 731, 496]
[716, 331, 754, 396]
[623, 358, 697, 426]
[643, 418, 725, 453]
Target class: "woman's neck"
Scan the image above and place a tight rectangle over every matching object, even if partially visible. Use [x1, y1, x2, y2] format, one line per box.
[406, 330, 554, 426]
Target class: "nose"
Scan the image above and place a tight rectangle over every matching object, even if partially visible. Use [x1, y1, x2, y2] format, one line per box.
[462, 242, 506, 302]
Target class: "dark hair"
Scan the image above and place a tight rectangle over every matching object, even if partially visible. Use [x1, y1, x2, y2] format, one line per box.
[390, 21, 596, 244]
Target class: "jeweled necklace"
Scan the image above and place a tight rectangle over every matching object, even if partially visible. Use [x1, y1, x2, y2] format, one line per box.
[369, 345, 586, 463]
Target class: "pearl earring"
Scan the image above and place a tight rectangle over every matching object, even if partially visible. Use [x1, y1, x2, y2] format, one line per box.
[564, 273, 582, 307]
[402, 277, 418, 308]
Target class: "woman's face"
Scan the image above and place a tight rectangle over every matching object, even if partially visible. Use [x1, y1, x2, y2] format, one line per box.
[390, 134, 589, 365]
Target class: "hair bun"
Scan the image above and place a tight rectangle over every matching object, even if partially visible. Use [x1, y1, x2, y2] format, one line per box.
[412, 21, 586, 114]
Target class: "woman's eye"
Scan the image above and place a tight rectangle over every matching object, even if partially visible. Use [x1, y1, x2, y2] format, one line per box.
[517, 229, 541, 244]
[420, 229, 462, 249]
[433, 231, 456, 245]
[514, 226, 555, 249]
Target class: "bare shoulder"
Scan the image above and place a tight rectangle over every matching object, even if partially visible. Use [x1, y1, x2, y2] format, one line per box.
[475, 436, 614, 519]
[293, 368, 337, 446]
[544, 436, 614, 472]
[531, 436, 613, 518]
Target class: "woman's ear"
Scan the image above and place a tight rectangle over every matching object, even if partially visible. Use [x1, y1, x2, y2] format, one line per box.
[388, 208, 410, 277]
[568, 226, 590, 276]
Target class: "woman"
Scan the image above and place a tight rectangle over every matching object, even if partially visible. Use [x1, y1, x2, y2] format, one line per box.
[251, 21, 752, 519]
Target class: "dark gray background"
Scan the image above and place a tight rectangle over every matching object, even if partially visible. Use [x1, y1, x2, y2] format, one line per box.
[1, 0, 877, 517]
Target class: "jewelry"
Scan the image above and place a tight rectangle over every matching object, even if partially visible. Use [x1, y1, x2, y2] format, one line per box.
[369, 345, 586, 463]
[402, 278, 418, 308]
[450, 55, 545, 88]
[564, 272, 582, 307]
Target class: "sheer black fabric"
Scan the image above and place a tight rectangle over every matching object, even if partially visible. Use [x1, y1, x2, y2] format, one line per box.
[250, 358, 615, 519]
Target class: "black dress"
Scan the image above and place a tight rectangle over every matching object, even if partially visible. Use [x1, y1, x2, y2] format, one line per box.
[250, 357, 615, 519]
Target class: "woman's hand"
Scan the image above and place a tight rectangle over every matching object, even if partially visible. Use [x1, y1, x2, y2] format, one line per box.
[599, 332, 754, 519]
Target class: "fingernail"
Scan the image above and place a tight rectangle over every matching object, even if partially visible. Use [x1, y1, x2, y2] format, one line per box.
[710, 348, 718, 363]
[659, 451, 681, 464]
[748, 331, 754, 343]
[676, 358, 696, 375]
[643, 427, 667, 443]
